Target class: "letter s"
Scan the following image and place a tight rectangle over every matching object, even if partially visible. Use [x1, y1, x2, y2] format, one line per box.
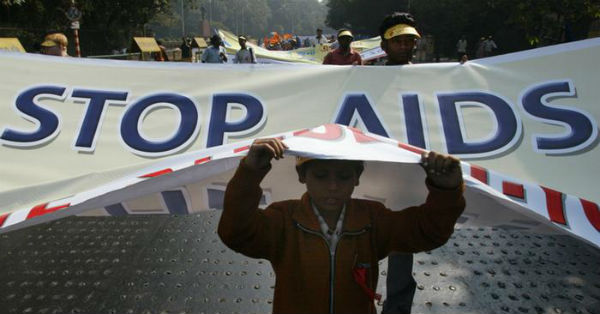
[520, 80, 598, 154]
[1, 85, 66, 147]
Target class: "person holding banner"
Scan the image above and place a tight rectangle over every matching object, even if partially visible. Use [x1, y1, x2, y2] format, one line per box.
[378, 11, 423, 313]
[379, 12, 434, 314]
[323, 29, 362, 65]
[218, 138, 465, 314]
[379, 12, 421, 66]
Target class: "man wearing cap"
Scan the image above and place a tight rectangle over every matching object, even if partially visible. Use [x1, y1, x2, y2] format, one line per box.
[218, 137, 465, 314]
[379, 12, 421, 66]
[201, 34, 227, 63]
[234, 35, 256, 64]
[40, 32, 69, 57]
[323, 29, 362, 65]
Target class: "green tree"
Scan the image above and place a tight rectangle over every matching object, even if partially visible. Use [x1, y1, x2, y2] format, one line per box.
[267, 0, 328, 35]
[0, 0, 171, 55]
[326, 0, 410, 36]
[411, 0, 600, 58]
[506, 0, 600, 46]
[212, 0, 271, 37]
[148, 0, 328, 42]
[147, 0, 272, 40]
[325, 0, 599, 60]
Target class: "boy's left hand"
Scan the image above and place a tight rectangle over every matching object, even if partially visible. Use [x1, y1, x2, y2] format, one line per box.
[420, 151, 463, 189]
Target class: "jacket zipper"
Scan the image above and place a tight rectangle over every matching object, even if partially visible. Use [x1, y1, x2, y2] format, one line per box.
[295, 222, 335, 314]
[295, 221, 370, 314]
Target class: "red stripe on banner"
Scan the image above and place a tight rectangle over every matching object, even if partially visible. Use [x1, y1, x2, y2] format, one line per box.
[293, 124, 343, 140]
[27, 203, 70, 220]
[293, 129, 309, 136]
[580, 199, 600, 232]
[348, 127, 380, 143]
[195, 156, 212, 165]
[140, 168, 173, 178]
[234, 146, 250, 153]
[502, 181, 525, 199]
[0, 213, 9, 227]
[541, 187, 566, 225]
[397, 142, 425, 155]
[470, 165, 488, 184]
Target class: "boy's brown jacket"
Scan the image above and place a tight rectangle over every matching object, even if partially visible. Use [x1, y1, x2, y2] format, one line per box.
[218, 161, 465, 314]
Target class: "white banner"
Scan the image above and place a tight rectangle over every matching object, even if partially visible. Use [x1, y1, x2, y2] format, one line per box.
[0, 124, 598, 249]
[1, 39, 599, 248]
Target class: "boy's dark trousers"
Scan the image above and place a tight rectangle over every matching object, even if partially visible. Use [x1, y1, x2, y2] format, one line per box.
[382, 252, 416, 314]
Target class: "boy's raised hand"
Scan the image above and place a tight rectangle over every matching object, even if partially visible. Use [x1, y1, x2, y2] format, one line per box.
[420, 151, 463, 189]
[244, 138, 288, 171]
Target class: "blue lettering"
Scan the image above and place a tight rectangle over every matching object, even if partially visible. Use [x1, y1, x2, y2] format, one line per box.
[401, 94, 427, 149]
[0, 85, 66, 146]
[520, 81, 597, 154]
[438, 92, 520, 156]
[121, 93, 199, 155]
[334, 94, 389, 137]
[71, 89, 128, 151]
[206, 93, 265, 147]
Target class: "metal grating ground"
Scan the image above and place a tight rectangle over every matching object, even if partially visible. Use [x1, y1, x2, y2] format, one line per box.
[1, 212, 599, 314]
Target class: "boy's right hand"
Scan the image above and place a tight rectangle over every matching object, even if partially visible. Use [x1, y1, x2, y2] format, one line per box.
[244, 138, 288, 171]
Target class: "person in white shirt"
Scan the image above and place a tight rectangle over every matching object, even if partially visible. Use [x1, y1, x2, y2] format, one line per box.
[201, 35, 228, 63]
[456, 35, 468, 60]
[483, 35, 497, 57]
[234, 36, 256, 64]
[312, 28, 328, 46]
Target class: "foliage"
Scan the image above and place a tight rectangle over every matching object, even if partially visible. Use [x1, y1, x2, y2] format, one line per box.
[266, 0, 329, 35]
[0, 0, 329, 54]
[326, 0, 410, 36]
[0, 0, 171, 55]
[325, 0, 600, 59]
[148, 0, 328, 40]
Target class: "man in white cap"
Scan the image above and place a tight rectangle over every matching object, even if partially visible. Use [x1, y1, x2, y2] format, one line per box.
[323, 29, 362, 65]
[234, 35, 256, 64]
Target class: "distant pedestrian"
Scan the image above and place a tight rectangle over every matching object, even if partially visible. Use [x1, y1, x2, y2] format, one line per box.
[483, 35, 497, 57]
[180, 37, 192, 62]
[312, 28, 328, 46]
[155, 40, 169, 61]
[456, 35, 468, 60]
[322, 29, 361, 65]
[303, 37, 311, 47]
[40, 32, 69, 57]
[234, 36, 256, 64]
[476, 37, 486, 58]
[201, 35, 227, 63]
